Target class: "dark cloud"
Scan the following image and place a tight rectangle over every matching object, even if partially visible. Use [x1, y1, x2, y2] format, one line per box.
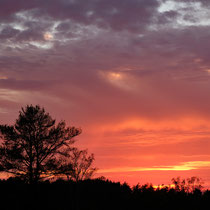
[0, 0, 160, 33]
[0, 78, 55, 91]
[0, 26, 20, 39]
[15, 28, 44, 42]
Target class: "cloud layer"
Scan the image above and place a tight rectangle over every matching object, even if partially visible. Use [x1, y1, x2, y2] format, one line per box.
[1, 0, 210, 186]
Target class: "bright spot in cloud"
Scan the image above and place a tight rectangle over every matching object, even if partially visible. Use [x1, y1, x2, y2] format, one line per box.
[99, 70, 139, 91]
[108, 72, 123, 80]
[0, 76, 8, 80]
[44, 32, 53, 41]
[106, 72, 130, 89]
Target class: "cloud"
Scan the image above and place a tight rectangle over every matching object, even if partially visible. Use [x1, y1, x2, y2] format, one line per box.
[0, 78, 55, 91]
[0, 0, 160, 32]
[1, 0, 210, 186]
[99, 161, 210, 173]
[0, 26, 20, 39]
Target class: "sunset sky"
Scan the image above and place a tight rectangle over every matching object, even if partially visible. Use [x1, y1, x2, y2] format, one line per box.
[1, 0, 210, 187]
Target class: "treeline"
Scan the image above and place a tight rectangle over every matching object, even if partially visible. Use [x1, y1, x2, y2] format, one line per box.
[0, 177, 210, 210]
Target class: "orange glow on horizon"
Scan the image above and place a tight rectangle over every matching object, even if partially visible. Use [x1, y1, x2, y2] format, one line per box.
[78, 115, 210, 188]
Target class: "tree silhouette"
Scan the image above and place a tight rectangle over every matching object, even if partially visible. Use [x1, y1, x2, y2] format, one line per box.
[171, 176, 203, 193]
[0, 105, 81, 184]
[62, 148, 97, 182]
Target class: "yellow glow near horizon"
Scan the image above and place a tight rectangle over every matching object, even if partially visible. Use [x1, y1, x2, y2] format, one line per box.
[98, 161, 210, 173]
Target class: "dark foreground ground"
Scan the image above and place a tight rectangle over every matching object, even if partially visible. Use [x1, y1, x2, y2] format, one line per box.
[0, 178, 209, 210]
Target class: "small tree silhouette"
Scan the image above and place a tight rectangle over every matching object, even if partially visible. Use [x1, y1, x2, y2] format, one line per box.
[0, 105, 81, 184]
[62, 148, 97, 182]
[171, 176, 204, 193]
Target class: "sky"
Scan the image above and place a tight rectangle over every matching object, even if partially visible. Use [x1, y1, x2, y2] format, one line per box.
[1, 0, 210, 188]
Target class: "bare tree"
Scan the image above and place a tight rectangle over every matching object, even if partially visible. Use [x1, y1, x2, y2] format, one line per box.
[63, 148, 97, 182]
[0, 105, 81, 184]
